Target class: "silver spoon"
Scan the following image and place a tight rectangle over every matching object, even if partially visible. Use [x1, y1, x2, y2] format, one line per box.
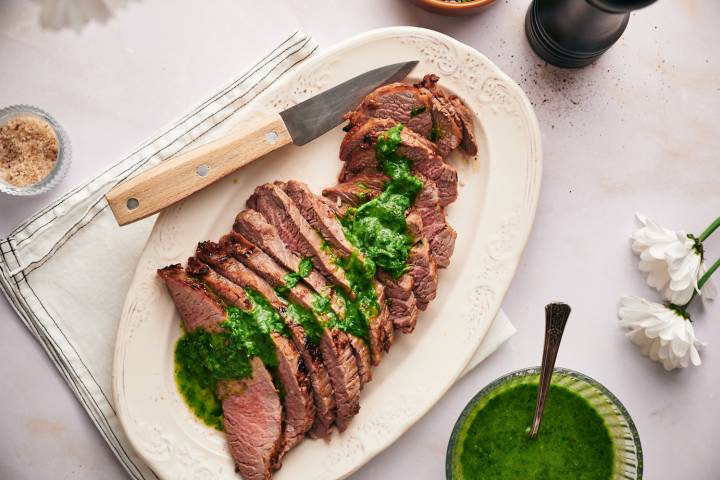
[529, 302, 571, 439]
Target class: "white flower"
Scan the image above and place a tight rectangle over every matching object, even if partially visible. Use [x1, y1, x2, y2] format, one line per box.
[618, 296, 704, 370]
[631, 213, 716, 305]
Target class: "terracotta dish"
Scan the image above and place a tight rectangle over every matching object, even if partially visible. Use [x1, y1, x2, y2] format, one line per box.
[410, 0, 497, 16]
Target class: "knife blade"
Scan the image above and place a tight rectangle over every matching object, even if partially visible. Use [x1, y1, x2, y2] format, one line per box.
[106, 60, 418, 226]
[280, 61, 418, 145]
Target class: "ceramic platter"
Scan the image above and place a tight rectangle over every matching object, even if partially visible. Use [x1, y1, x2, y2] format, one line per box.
[113, 27, 542, 480]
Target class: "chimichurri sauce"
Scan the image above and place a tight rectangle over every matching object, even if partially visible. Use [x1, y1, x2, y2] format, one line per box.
[285, 301, 323, 346]
[174, 300, 280, 429]
[342, 124, 423, 278]
[245, 288, 289, 337]
[174, 350, 224, 431]
[317, 241, 378, 342]
[275, 257, 314, 295]
[453, 383, 614, 480]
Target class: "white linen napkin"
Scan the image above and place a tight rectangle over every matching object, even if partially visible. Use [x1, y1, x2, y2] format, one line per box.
[0, 30, 514, 480]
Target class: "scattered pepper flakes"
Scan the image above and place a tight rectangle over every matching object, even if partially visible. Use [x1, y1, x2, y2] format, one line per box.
[0, 116, 58, 187]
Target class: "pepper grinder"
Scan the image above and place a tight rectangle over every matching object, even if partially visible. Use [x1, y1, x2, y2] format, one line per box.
[525, 0, 658, 68]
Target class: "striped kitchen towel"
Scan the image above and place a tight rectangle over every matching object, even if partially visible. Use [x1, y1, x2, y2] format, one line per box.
[0, 30, 514, 479]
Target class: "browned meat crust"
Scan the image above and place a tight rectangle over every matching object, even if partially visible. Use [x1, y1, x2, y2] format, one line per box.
[187, 257, 314, 459]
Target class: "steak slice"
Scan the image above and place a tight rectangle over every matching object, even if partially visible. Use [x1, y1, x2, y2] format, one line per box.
[220, 234, 362, 432]
[235, 208, 375, 379]
[347, 335, 372, 386]
[234, 209, 344, 315]
[427, 93, 462, 157]
[321, 173, 388, 216]
[157, 266, 283, 478]
[248, 183, 353, 295]
[157, 264, 225, 333]
[282, 180, 355, 256]
[339, 117, 397, 164]
[343, 82, 433, 139]
[449, 94, 478, 156]
[196, 240, 336, 439]
[340, 118, 458, 206]
[187, 257, 314, 458]
[414, 177, 457, 268]
[416, 74, 466, 157]
[281, 180, 391, 361]
[322, 174, 455, 268]
[217, 357, 282, 480]
[320, 175, 431, 334]
[406, 210, 438, 310]
[377, 269, 419, 334]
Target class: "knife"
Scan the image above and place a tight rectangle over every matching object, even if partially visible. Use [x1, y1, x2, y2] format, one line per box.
[106, 61, 418, 226]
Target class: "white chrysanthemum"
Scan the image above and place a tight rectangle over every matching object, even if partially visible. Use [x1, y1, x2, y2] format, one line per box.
[34, 0, 136, 31]
[618, 296, 704, 370]
[631, 213, 716, 305]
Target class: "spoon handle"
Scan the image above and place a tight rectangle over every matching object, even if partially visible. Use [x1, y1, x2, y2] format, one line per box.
[529, 302, 571, 439]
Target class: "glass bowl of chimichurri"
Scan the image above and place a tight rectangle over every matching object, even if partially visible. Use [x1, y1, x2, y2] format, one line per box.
[446, 367, 642, 480]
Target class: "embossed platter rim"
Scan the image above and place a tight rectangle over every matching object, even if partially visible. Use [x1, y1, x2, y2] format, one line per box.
[113, 26, 542, 480]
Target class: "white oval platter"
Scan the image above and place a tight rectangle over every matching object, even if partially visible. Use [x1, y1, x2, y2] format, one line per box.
[113, 26, 542, 480]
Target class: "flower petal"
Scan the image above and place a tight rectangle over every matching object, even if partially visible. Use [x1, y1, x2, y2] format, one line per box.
[618, 295, 702, 370]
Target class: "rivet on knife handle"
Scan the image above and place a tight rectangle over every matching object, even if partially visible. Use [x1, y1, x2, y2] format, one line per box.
[105, 114, 292, 226]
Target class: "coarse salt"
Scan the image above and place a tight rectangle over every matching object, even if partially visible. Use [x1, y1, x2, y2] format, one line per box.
[0, 116, 58, 187]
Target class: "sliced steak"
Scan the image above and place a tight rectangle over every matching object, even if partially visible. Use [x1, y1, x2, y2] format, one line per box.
[157, 264, 225, 333]
[322, 174, 456, 268]
[377, 269, 419, 334]
[187, 257, 314, 458]
[234, 209, 344, 315]
[375, 283, 394, 352]
[219, 234, 361, 432]
[195, 241, 336, 439]
[321, 173, 388, 215]
[340, 118, 458, 206]
[344, 83, 433, 139]
[319, 328, 361, 431]
[157, 265, 283, 478]
[235, 208, 376, 377]
[414, 177, 457, 268]
[217, 358, 282, 480]
[281, 179, 391, 361]
[320, 176, 428, 335]
[248, 183, 353, 295]
[449, 95, 478, 156]
[416, 74, 463, 157]
[186, 258, 253, 311]
[339, 117, 397, 164]
[283, 180, 356, 256]
[406, 210, 438, 310]
[347, 335, 372, 386]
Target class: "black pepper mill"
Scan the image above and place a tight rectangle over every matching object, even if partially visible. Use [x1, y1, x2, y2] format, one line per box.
[525, 0, 658, 68]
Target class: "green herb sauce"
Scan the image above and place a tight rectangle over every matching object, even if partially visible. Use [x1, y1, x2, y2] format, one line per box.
[341, 124, 423, 278]
[452, 383, 615, 480]
[285, 301, 324, 346]
[174, 351, 224, 430]
[276, 257, 314, 295]
[174, 300, 280, 429]
[410, 105, 426, 117]
[245, 288, 289, 337]
[317, 241, 377, 342]
[431, 124, 443, 142]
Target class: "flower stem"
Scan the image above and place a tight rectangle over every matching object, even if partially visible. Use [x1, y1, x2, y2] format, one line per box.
[698, 257, 720, 290]
[699, 216, 720, 242]
[681, 257, 720, 310]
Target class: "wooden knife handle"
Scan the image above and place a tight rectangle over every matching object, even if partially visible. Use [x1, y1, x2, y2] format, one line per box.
[106, 113, 292, 226]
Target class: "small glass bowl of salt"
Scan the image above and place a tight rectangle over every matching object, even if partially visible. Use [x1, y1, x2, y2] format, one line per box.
[0, 105, 71, 196]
